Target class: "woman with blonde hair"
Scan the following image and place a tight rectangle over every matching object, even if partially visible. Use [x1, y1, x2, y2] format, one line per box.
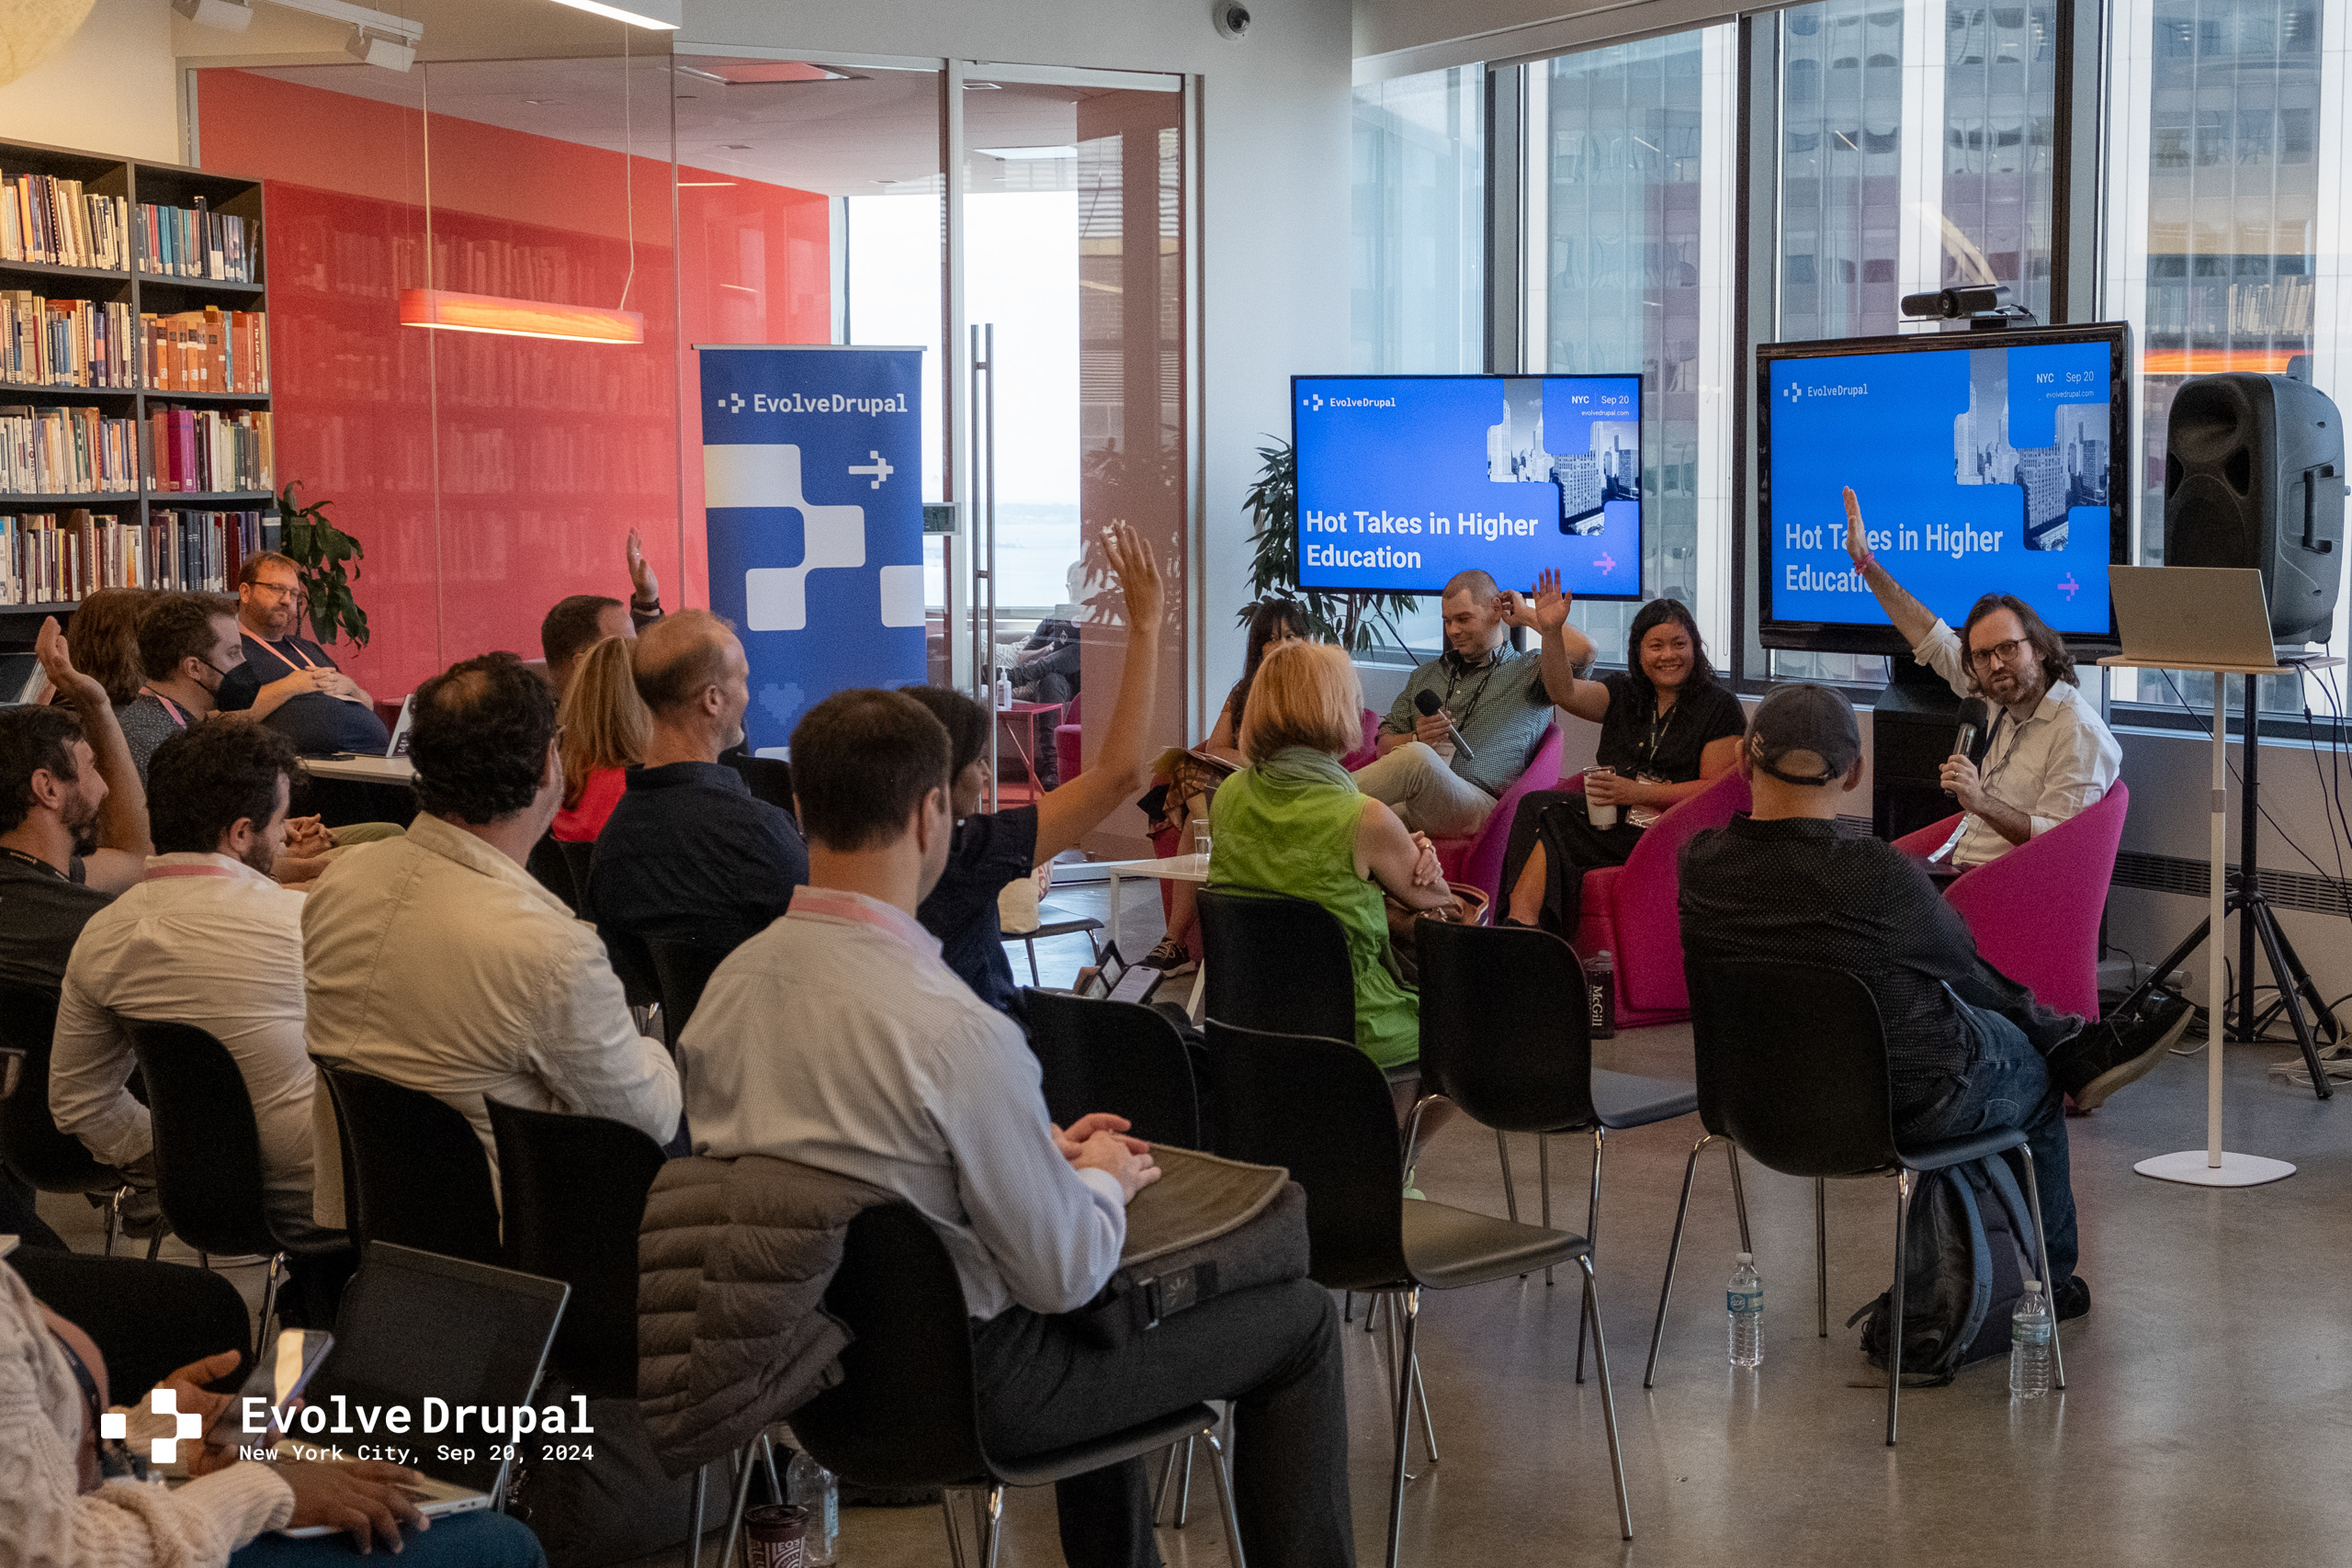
[552, 635, 650, 842]
[1206, 640, 1454, 1070]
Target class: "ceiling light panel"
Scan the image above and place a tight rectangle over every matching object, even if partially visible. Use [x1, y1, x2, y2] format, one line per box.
[547, 0, 681, 28]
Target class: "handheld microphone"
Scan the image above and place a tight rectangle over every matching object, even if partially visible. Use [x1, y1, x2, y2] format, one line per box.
[1414, 688, 1477, 760]
[1947, 696, 1989, 796]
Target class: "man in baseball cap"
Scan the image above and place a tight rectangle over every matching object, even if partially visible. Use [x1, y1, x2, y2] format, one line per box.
[1678, 684, 2092, 1321]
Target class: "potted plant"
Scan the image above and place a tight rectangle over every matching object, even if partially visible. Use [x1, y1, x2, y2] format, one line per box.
[1238, 438, 1419, 651]
[274, 481, 369, 649]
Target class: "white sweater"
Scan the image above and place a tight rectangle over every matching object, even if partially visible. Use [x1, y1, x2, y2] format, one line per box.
[0, 1262, 295, 1567]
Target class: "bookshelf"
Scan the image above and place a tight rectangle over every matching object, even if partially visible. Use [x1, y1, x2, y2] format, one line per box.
[0, 136, 274, 620]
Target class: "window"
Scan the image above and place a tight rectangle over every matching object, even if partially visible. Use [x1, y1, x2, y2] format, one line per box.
[1351, 66, 1486, 376]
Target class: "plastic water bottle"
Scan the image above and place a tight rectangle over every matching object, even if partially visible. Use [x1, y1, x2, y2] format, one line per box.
[1727, 1251, 1763, 1367]
[786, 1447, 839, 1564]
[2009, 1280, 2053, 1398]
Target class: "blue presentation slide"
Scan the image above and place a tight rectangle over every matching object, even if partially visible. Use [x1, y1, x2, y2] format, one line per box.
[1294, 374, 1645, 597]
[1766, 339, 2115, 635]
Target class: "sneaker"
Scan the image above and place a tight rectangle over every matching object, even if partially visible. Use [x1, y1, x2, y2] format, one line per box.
[1139, 936, 1196, 976]
[2052, 1274, 2090, 1322]
[2065, 992, 2194, 1111]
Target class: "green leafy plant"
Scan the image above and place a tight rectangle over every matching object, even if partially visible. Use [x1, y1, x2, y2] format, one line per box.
[1238, 437, 1419, 652]
[274, 481, 369, 649]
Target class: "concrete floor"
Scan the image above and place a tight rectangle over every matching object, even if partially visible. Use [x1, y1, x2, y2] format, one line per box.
[36, 876, 2352, 1567]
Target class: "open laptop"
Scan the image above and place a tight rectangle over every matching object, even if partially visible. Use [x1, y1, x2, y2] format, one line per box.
[276, 1243, 569, 1535]
[384, 694, 415, 758]
[2108, 565, 2307, 670]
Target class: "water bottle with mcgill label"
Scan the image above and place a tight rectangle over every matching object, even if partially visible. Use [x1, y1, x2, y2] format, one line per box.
[2008, 1279, 2052, 1398]
[786, 1447, 839, 1564]
[1584, 950, 1615, 1040]
[1727, 1251, 1763, 1367]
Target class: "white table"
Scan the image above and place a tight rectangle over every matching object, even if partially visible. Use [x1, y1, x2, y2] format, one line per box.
[298, 754, 414, 784]
[1097, 853, 1210, 1020]
[2098, 653, 2343, 1188]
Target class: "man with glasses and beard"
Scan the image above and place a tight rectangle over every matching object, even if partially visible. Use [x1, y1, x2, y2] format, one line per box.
[1843, 488, 2120, 870]
[215, 551, 391, 756]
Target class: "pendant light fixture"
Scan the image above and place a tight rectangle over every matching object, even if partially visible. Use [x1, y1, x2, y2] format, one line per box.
[398, 38, 646, 346]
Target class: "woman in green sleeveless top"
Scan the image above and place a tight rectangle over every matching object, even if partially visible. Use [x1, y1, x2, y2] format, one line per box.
[1207, 642, 1456, 1069]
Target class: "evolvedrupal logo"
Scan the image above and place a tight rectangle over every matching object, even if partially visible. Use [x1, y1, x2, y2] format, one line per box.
[100, 1388, 204, 1464]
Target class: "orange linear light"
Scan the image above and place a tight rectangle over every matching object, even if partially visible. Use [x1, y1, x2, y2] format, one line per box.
[2140, 346, 2303, 376]
[398, 288, 644, 345]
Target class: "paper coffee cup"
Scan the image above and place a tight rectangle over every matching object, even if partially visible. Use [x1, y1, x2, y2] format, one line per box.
[1586, 768, 1620, 829]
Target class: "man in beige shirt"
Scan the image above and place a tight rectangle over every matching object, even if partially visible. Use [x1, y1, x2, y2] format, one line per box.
[301, 650, 679, 1228]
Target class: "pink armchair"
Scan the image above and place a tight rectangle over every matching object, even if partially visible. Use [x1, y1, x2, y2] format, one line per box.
[1893, 782, 2130, 1020]
[1053, 694, 1084, 786]
[1431, 723, 1564, 908]
[1569, 766, 1753, 1029]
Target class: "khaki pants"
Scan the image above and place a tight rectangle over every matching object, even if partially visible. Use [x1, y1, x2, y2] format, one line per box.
[1351, 740, 1496, 837]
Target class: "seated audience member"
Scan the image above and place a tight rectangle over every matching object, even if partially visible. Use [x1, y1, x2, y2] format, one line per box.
[539, 526, 667, 696]
[45, 586, 155, 712]
[1352, 569, 1572, 837]
[51, 722, 335, 1258]
[0, 618, 153, 991]
[1208, 641, 1454, 1074]
[552, 636, 650, 843]
[215, 552, 391, 756]
[900, 522, 1162, 1016]
[1504, 583, 1746, 929]
[1844, 488, 2120, 867]
[119, 592, 248, 784]
[1679, 683, 2099, 1315]
[302, 652, 680, 1227]
[1138, 596, 1309, 973]
[4, 1261, 547, 1564]
[681, 688, 1353, 1568]
[586, 610, 807, 950]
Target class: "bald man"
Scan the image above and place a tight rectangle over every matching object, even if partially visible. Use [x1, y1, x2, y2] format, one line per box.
[583, 610, 808, 952]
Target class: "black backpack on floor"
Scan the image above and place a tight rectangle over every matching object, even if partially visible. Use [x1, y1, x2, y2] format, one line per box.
[1849, 1155, 2043, 1385]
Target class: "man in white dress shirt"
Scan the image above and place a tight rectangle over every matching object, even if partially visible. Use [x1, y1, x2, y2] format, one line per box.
[52, 720, 338, 1270]
[1845, 489, 2121, 867]
[682, 687, 1354, 1568]
[301, 651, 680, 1228]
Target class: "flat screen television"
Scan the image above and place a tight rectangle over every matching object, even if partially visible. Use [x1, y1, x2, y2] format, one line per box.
[1293, 373, 1645, 599]
[1757, 322, 2132, 653]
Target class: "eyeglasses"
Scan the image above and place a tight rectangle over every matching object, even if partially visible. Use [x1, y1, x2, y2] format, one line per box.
[1968, 636, 2032, 671]
[247, 580, 300, 602]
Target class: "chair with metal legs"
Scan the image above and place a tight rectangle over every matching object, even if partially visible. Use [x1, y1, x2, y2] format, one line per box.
[0, 984, 134, 1253]
[1642, 961, 2066, 1445]
[784, 1203, 1249, 1568]
[1416, 919, 1697, 1376]
[1210, 1021, 1631, 1566]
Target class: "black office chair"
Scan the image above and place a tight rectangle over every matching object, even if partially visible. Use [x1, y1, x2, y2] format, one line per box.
[1023, 988, 1202, 1147]
[1196, 887, 1355, 1041]
[1643, 961, 2064, 1445]
[11, 1249, 254, 1399]
[126, 1021, 351, 1351]
[0, 984, 132, 1253]
[557, 839, 597, 919]
[600, 923, 664, 1016]
[786, 1204, 1246, 1568]
[727, 755, 797, 818]
[1209, 1021, 1632, 1563]
[313, 1062, 503, 1267]
[646, 937, 729, 1050]
[1416, 919, 1697, 1359]
[486, 1100, 665, 1400]
[526, 830, 580, 914]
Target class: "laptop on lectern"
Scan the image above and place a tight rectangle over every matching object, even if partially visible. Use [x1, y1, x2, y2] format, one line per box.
[2108, 565, 2297, 669]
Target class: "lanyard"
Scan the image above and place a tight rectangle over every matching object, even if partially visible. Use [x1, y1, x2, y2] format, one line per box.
[259, 637, 323, 674]
[0, 846, 66, 881]
[1442, 650, 1508, 734]
[142, 862, 240, 882]
[140, 688, 190, 728]
[1639, 702, 1678, 771]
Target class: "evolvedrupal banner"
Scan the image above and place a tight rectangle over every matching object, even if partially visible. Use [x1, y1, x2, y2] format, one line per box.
[700, 345, 927, 756]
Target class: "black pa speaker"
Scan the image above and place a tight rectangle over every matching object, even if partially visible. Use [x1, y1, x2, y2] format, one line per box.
[2164, 372, 2346, 645]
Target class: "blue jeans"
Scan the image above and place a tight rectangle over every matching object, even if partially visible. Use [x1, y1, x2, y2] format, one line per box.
[231, 1509, 546, 1567]
[1897, 1000, 2079, 1284]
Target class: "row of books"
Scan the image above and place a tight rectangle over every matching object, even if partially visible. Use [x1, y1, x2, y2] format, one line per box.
[145, 306, 268, 394]
[139, 200, 257, 284]
[0, 292, 136, 389]
[0, 506, 267, 604]
[0, 405, 138, 495]
[148, 405, 273, 494]
[0, 174, 130, 270]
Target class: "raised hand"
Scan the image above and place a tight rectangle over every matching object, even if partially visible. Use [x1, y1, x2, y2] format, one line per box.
[35, 616, 107, 713]
[1843, 487, 1874, 569]
[627, 526, 661, 605]
[1101, 521, 1164, 632]
[1530, 568, 1572, 633]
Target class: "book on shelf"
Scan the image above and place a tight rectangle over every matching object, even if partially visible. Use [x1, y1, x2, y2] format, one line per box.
[145, 403, 272, 494]
[0, 173, 130, 270]
[1, 291, 135, 389]
[136, 197, 256, 284]
[0, 505, 267, 604]
[141, 305, 268, 394]
[0, 404, 139, 496]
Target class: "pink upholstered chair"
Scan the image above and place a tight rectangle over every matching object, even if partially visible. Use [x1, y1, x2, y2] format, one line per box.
[1053, 694, 1084, 785]
[1892, 782, 2130, 1020]
[1432, 723, 1564, 908]
[1569, 767, 1753, 1029]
